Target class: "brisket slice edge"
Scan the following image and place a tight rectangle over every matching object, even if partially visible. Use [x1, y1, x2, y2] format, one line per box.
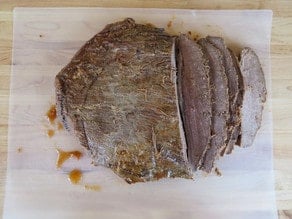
[177, 35, 212, 170]
[239, 47, 267, 148]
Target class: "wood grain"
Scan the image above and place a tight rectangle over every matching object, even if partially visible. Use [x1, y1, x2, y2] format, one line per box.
[0, 1, 291, 218]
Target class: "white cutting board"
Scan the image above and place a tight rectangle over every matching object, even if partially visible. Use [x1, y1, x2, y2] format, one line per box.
[4, 8, 276, 219]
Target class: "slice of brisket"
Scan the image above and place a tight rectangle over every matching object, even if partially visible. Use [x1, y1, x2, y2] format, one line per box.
[55, 18, 192, 183]
[206, 36, 244, 155]
[224, 49, 244, 154]
[177, 35, 212, 171]
[239, 48, 267, 148]
[198, 38, 229, 172]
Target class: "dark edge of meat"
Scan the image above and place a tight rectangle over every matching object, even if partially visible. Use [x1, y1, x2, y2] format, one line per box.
[176, 34, 212, 171]
[175, 37, 190, 171]
[224, 48, 244, 154]
[55, 45, 97, 151]
[173, 38, 190, 171]
[198, 38, 229, 172]
[239, 47, 267, 148]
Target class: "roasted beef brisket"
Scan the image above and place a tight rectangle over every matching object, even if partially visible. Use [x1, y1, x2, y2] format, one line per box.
[56, 18, 191, 183]
[55, 19, 266, 182]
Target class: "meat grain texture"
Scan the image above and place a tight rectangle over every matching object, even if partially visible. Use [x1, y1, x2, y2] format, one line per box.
[55, 18, 267, 183]
[206, 36, 244, 155]
[56, 18, 192, 183]
[177, 35, 212, 171]
[198, 38, 229, 172]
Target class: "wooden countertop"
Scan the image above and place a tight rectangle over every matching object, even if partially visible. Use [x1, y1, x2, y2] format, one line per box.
[0, 1, 291, 218]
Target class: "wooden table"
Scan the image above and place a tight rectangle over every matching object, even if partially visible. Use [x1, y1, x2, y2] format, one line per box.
[0, 1, 291, 218]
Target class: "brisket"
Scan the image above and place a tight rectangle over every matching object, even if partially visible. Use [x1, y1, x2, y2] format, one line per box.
[55, 19, 267, 182]
[206, 36, 243, 155]
[177, 35, 212, 171]
[239, 48, 267, 148]
[198, 38, 229, 172]
[55, 18, 192, 183]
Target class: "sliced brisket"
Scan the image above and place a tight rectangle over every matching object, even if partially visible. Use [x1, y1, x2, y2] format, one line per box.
[206, 36, 243, 155]
[224, 49, 244, 154]
[198, 38, 229, 172]
[239, 48, 267, 148]
[55, 18, 267, 182]
[177, 35, 212, 170]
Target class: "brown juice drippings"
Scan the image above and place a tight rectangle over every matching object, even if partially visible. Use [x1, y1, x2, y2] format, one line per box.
[47, 129, 55, 138]
[45, 105, 64, 138]
[46, 104, 57, 124]
[56, 149, 83, 168]
[68, 169, 82, 184]
[84, 184, 101, 191]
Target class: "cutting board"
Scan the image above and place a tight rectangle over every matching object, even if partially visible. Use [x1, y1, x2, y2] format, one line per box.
[3, 8, 276, 219]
